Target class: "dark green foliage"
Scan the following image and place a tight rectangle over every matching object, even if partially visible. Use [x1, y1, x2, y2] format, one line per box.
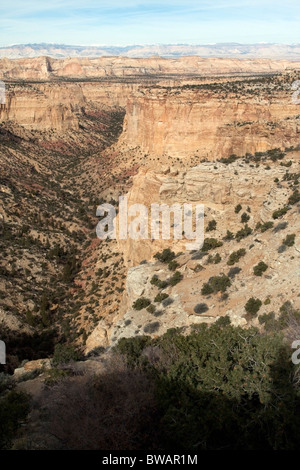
[201, 238, 223, 252]
[219, 154, 239, 165]
[227, 248, 246, 265]
[146, 304, 156, 314]
[256, 221, 274, 232]
[168, 271, 183, 286]
[215, 315, 231, 327]
[280, 300, 295, 317]
[201, 275, 231, 295]
[267, 148, 285, 161]
[283, 234, 295, 247]
[132, 297, 151, 310]
[283, 172, 300, 183]
[245, 297, 262, 316]
[241, 212, 250, 223]
[235, 204, 242, 214]
[52, 343, 80, 365]
[150, 275, 160, 286]
[154, 293, 169, 303]
[116, 321, 300, 450]
[25, 310, 35, 327]
[272, 207, 289, 219]
[40, 292, 50, 327]
[154, 249, 176, 263]
[207, 253, 221, 264]
[150, 275, 168, 289]
[259, 312, 275, 326]
[194, 303, 209, 314]
[207, 219, 217, 231]
[62, 255, 79, 283]
[235, 224, 252, 241]
[44, 368, 71, 386]
[223, 230, 234, 241]
[115, 335, 152, 367]
[168, 260, 179, 271]
[0, 374, 14, 395]
[253, 261, 268, 276]
[0, 390, 30, 449]
[288, 190, 300, 205]
[201, 283, 214, 295]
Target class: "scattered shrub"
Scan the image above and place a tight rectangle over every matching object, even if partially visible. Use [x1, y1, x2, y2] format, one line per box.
[0, 390, 30, 449]
[272, 207, 289, 219]
[154, 293, 169, 303]
[168, 260, 179, 271]
[132, 297, 151, 311]
[223, 230, 234, 241]
[207, 253, 222, 264]
[201, 275, 231, 295]
[253, 261, 268, 276]
[146, 304, 156, 314]
[201, 283, 214, 295]
[194, 303, 209, 314]
[154, 249, 176, 263]
[256, 221, 274, 232]
[52, 344, 80, 366]
[245, 297, 262, 316]
[168, 271, 183, 286]
[288, 190, 300, 205]
[44, 368, 71, 386]
[207, 219, 217, 231]
[282, 234, 295, 247]
[201, 238, 223, 252]
[235, 224, 252, 241]
[227, 248, 246, 266]
[258, 312, 276, 331]
[215, 315, 231, 327]
[241, 212, 250, 223]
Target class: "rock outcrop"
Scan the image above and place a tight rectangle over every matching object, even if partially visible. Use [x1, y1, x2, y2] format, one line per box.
[1, 56, 300, 81]
[118, 160, 289, 266]
[120, 87, 300, 158]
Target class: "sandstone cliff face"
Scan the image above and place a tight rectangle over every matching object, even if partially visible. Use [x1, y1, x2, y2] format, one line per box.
[107, 150, 300, 345]
[0, 83, 81, 131]
[120, 88, 300, 158]
[1, 56, 300, 81]
[0, 81, 134, 131]
[118, 161, 289, 267]
[1, 57, 299, 157]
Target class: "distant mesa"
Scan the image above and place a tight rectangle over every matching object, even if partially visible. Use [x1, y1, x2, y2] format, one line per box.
[1, 43, 300, 59]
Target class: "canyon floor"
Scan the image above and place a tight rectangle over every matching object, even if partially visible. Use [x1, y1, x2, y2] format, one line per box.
[1, 56, 300, 449]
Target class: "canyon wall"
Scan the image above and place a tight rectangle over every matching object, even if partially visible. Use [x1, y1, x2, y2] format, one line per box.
[120, 88, 300, 158]
[0, 81, 135, 131]
[117, 160, 290, 266]
[1, 56, 300, 81]
[0, 56, 299, 157]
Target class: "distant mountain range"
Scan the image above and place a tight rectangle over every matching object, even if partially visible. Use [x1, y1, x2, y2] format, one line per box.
[1, 43, 300, 59]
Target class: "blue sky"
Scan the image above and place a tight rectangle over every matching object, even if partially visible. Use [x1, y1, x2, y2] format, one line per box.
[0, 0, 299, 47]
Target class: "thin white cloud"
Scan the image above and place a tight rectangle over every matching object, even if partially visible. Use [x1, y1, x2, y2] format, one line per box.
[0, 0, 299, 46]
